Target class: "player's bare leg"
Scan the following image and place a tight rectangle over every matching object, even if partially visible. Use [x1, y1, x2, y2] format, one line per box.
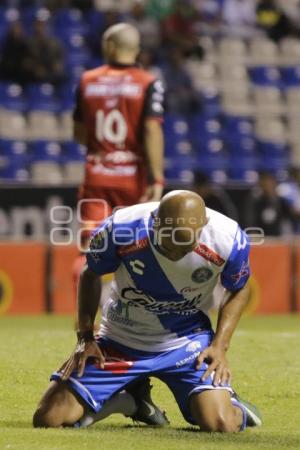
[33, 378, 168, 428]
[189, 390, 243, 433]
[33, 381, 137, 428]
[33, 381, 84, 428]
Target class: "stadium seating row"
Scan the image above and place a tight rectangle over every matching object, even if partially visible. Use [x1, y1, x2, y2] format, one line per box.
[0, 128, 292, 184]
[0, 140, 85, 183]
[1, 32, 300, 183]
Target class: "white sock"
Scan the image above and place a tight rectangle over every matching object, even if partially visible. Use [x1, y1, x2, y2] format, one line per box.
[79, 391, 137, 427]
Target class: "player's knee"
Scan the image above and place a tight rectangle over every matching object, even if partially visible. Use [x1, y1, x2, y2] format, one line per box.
[33, 385, 72, 428]
[33, 406, 61, 428]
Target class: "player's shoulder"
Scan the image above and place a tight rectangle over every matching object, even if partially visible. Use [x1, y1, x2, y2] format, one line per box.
[113, 202, 158, 226]
[201, 208, 241, 260]
[128, 66, 157, 85]
[206, 208, 239, 238]
[81, 65, 109, 83]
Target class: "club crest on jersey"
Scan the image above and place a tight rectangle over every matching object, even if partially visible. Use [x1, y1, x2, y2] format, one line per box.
[191, 267, 213, 283]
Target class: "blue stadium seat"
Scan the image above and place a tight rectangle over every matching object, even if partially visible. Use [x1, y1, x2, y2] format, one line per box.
[26, 83, 59, 112]
[227, 137, 257, 157]
[281, 66, 300, 87]
[86, 56, 103, 70]
[258, 141, 288, 157]
[64, 34, 91, 67]
[164, 156, 196, 183]
[0, 161, 30, 180]
[30, 141, 62, 162]
[0, 139, 29, 180]
[195, 138, 226, 157]
[201, 88, 221, 116]
[0, 82, 27, 111]
[249, 66, 282, 88]
[85, 9, 105, 45]
[0, 7, 19, 27]
[164, 114, 190, 136]
[196, 152, 228, 172]
[62, 141, 86, 162]
[165, 139, 193, 157]
[53, 8, 87, 35]
[67, 63, 86, 83]
[227, 156, 259, 183]
[223, 115, 254, 138]
[259, 155, 289, 171]
[59, 33, 91, 72]
[56, 83, 75, 112]
[0, 139, 28, 157]
[164, 115, 192, 157]
[21, 6, 51, 33]
[190, 116, 222, 144]
[257, 140, 290, 171]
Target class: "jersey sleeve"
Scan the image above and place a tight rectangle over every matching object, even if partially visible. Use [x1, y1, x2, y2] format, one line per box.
[143, 79, 165, 120]
[220, 226, 251, 291]
[86, 217, 121, 275]
[72, 85, 83, 122]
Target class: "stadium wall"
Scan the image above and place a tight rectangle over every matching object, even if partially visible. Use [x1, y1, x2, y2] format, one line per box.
[0, 241, 299, 316]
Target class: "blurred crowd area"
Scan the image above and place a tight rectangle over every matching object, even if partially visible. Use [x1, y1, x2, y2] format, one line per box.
[2, 0, 300, 234]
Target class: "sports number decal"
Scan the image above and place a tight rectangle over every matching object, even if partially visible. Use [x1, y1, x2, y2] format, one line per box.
[96, 109, 128, 144]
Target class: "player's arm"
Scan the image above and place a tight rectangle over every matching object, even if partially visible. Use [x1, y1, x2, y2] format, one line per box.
[211, 282, 250, 354]
[196, 227, 251, 386]
[60, 264, 105, 380]
[77, 264, 102, 338]
[61, 220, 121, 380]
[139, 79, 165, 202]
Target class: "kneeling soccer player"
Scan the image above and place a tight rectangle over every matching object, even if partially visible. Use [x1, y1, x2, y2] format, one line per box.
[33, 190, 262, 432]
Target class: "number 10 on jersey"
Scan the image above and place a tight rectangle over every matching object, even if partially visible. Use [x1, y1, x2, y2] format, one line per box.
[96, 109, 128, 144]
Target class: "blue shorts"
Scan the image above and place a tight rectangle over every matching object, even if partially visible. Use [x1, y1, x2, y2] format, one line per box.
[51, 332, 232, 425]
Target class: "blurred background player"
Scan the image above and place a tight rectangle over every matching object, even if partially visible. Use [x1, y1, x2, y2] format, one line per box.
[72, 22, 165, 300]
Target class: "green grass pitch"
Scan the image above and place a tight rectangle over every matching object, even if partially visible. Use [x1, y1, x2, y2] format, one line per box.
[0, 315, 299, 450]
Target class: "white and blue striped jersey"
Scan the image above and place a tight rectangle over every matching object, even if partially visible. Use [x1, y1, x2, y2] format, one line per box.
[86, 202, 250, 352]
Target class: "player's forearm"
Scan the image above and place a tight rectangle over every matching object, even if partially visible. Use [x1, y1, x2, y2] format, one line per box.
[77, 266, 101, 333]
[144, 119, 164, 182]
[212, 281, 250, 352]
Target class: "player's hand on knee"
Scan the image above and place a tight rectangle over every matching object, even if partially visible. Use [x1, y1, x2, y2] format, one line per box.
[196, 345, 231, 387]
[59, 339, 105, 380]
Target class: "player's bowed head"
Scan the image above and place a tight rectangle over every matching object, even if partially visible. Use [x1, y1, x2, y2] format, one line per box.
[102, 23, 141, 65]
[153, 190, 209, 261]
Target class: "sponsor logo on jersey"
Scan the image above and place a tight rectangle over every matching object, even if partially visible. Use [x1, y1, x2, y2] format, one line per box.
[191, 267, 213, 283]
[121, 287, 202, 315]
[176, 351, 201, 368]
[117, 237, 149, 257]
[231, 261, 250, 284]
[186, 341, 202, 352]
[85, 83, 142, 98]
[194, 244, 225, 266]
[129, 259, 145, 275]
